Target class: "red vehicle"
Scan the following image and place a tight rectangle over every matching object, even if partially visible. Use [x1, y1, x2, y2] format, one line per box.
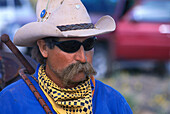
[83, 0, 170, 77]
[115, 0, 170, 61]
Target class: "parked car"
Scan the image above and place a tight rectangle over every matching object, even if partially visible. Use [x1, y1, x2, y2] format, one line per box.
[115, 0, 170, 74]
[82, 0, 170, 77]
[0, 0, 36, 53]
[115, 0, 170, 61]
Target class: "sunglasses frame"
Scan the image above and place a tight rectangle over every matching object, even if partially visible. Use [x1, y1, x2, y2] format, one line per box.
[53, 36, 97, 53]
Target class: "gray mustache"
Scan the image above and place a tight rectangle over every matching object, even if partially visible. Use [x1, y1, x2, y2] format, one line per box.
[62, 61, 97, 82]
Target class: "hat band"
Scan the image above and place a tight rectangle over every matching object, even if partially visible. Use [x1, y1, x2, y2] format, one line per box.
[57, 23, 95, 31]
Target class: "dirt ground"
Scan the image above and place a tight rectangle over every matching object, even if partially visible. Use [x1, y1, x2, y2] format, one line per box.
[100, 72, 170, 114]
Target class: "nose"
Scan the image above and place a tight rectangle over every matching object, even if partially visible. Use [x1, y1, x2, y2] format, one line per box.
[74, 46, 87, 63]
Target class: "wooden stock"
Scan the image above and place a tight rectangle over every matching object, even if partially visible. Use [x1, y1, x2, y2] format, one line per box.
[19, 69, 52, 114]
[1, 34, 52, 113]
[1, 34, 35, 74]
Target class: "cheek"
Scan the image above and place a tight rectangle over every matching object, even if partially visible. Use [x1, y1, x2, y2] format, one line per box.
[58, 53, 74, 67]
[47, 48, 74, 71]
[86, 49, 94, 64]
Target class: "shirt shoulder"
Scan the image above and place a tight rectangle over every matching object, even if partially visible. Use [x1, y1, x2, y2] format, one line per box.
[95, 80, 126, 101]
[0, 79, 27, 97]
[0, 79, 35, 104]
[0, 78, 45, 114]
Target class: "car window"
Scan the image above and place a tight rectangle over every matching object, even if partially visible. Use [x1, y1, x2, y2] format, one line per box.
[14, 0, 22, 7]
[131, 0, 170, 22]
[0, 0, 7, 7]
[82, 0, 117, 15]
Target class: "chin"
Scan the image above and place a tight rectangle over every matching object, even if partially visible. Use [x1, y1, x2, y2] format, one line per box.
[72, 72, 87, 83]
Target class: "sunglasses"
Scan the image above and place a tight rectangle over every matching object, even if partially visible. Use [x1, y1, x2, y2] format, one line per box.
[53, 37, 97, 53]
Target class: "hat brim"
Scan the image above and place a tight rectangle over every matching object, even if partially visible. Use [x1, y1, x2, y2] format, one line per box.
[14, 15, 116, 47]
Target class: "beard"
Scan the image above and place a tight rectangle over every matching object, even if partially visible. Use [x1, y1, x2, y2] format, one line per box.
[49, 61, 97, 86]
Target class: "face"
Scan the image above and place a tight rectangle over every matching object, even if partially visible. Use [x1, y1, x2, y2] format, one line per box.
[37, 37, 96, 88]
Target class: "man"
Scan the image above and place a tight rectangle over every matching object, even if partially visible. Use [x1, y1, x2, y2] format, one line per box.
[0, 0, 132, 113]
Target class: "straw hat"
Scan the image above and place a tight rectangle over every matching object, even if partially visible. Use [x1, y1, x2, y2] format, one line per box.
[14, 0, 116, 47]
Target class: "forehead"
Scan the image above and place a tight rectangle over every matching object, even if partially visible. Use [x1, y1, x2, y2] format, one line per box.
[59, 37, 89, 42]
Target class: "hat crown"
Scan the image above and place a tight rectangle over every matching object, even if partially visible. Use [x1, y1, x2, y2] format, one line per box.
[36, 0, 91, 26]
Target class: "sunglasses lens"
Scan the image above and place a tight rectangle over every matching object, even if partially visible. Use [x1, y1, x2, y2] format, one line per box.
[54, 37, 96, 53]
[57, 40, 80, 53]
[83, 37, 96, 51]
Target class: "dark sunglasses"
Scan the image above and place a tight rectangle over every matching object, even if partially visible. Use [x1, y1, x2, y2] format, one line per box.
[53, 37, 97, 53]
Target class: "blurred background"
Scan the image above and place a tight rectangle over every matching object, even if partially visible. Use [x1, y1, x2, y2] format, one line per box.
[0, 0, 170, 113]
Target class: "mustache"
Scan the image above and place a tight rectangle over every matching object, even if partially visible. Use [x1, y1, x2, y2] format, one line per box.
[61, 61, 97, 85]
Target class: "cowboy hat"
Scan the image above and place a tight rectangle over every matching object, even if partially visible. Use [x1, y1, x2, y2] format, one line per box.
[14, 0, 116, 47]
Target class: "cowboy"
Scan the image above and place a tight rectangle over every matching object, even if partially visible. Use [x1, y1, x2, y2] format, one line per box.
[0, 0, 132, 113]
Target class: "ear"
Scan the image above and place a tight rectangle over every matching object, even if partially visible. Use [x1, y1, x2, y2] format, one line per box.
[37, 40, 48, 58]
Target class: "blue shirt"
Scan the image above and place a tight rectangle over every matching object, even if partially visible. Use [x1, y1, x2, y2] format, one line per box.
[0, 65, 132, 114]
